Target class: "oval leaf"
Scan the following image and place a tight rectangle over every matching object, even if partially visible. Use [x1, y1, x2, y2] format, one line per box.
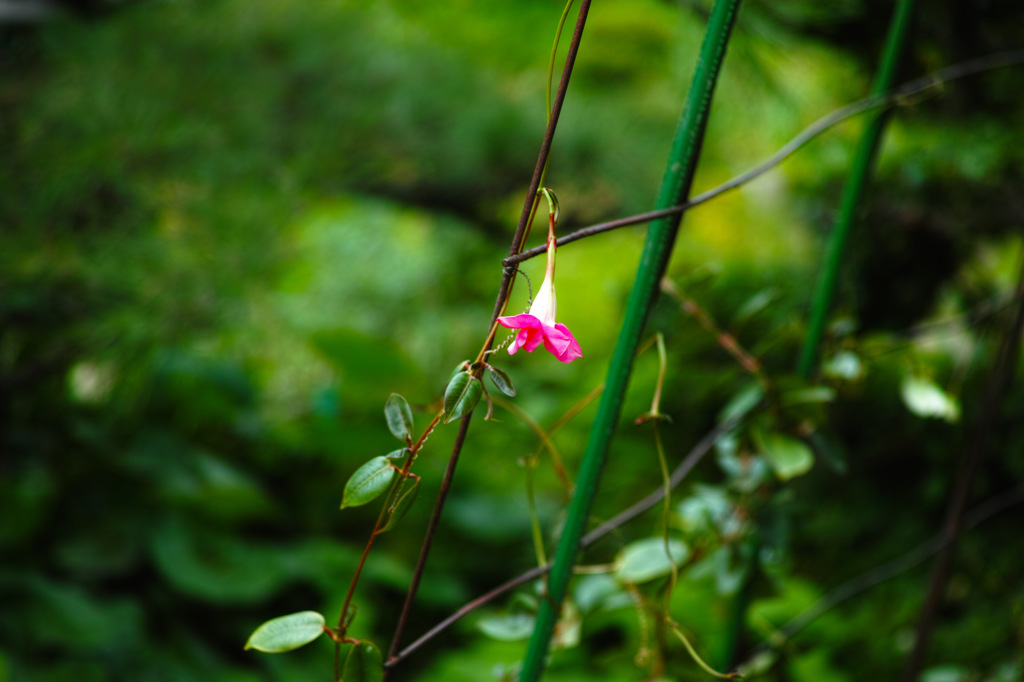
[753, 429, 815, 481]
[342, 640, 383, 682]
[443, 371, 483, 424]
[380, 477, 421, 533]
[384, 393, 414, 441]
[486, 365, 517, 397]
[244, 611, 325, 653]
[341, 457, 397, 509]
[615, 538, 690, 584]
[477, 612, 535, 641]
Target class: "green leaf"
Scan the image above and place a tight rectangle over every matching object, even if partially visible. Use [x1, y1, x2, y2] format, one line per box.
[384, 448, 408, 460]
[380, 477, 420, 533]
[901, 376, 960, 423]
[753, 429, 814, 481]
[442, 371, 483, 424]
[384, 393, 414, 441]
[615, 537, 690, 584]
[340, 457, 396, 509]
[342, 640, 383, 682]
[486, 365, 517, 397]
[718, 382, 763, 425]
[244, 611, 325, 653]
[477, 612, 535, 641]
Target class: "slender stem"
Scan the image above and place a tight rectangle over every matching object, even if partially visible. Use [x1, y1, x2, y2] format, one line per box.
[338, 450, 418, 630]
[547, 0, 576, 123]
[653, 423, 677, 614]
[494, 395, 571, 492]
[385, 416, 473, 665]
[488, 0, 593, 328]
[797, 0, 918, 378]
[671, 625, 741, 679]
[383, 1, 594, 668]
[504, 49, 1024, 269]
[524, 453, 548, 567]
[518, 3, 741, 677]
[384, 420, 730, 669]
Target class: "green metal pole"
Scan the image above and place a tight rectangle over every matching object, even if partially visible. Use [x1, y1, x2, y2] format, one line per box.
[517, 0, 742, 679]
[797, 0, 918, 378]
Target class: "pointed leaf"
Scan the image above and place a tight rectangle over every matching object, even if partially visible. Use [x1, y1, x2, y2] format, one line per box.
[753, 428, 814, 481]
[384, 448, 409, 460]
[615, 538, 690, 584]
[340, 457, 396, 509]
[486, 365, 517, 397]
[443, 371, 483, 424]
[342, 640, 383, 682]
[384, 393, 414, 441]
[380, 477, 420, 533]
[244, 611, 325, 653]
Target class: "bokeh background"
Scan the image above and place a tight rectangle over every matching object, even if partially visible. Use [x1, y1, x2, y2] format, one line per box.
[2, 0, 1023, 680]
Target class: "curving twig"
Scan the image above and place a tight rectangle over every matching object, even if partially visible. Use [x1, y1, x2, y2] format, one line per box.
[504, 49, 1024, 268]
[384, 418, 735, 668]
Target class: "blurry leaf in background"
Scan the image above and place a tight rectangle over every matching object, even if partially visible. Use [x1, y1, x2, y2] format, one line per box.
[753, 428, 815, 481]
[900, 375, 961, 423]
[615, 537, 690, 584]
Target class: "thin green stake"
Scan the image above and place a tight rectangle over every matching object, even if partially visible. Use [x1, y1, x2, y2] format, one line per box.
[516, 0, 742, 679]
[797, 0, 918, 378]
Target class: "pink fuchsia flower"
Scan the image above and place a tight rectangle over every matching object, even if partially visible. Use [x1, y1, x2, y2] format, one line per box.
[497, 228, 582, 363]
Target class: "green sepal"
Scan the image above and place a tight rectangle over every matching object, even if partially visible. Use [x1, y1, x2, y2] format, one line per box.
[244, 611, 325, 653]
[384, 393, 414, 441]
[340, 456, 397, 509]
[443, 371, 483, 424]
[380, 476, 421, 533]
[342, 640, 384, 682]
[486, 364, 517, 397]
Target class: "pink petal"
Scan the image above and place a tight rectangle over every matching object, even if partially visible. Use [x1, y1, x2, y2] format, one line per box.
[552, 323, 582, 363]
[497, 314, 543, 330]
[540, 323, 572, 357]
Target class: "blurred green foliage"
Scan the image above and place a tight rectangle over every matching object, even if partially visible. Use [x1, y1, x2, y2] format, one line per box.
[2, 0, 1023, 680]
